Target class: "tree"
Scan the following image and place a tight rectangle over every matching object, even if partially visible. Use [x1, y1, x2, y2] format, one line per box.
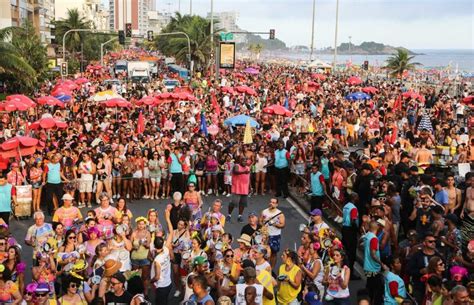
[385, 48, 421, 78]
[54, 8, 92, 55]
[156, 13, 221, 70]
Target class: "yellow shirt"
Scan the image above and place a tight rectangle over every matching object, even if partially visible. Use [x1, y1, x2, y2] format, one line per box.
[257, 269, 276, 305]
[277, 264, 301, 305]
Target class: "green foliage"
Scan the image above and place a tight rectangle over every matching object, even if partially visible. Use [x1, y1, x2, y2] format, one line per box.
[53, 8, 92, 54]
[155, 13, 221, 70]
[237, 33, 286, 51]
[83, 34, 118, 61]
[385, 48, 421, 78]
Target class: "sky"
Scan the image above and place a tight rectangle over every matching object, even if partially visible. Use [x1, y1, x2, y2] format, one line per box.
[153, 0, 473, 50]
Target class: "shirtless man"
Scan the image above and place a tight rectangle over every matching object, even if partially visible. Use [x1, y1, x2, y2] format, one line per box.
[445, 175, 462, 214]
[461, 173, 474, 219]
[414, 139, 433, 168]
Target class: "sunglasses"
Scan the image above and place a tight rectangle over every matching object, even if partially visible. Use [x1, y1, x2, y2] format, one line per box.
[36, 293, 48, 297]
[226, 254, 234, 258]
[69, 283, 77, 288]
[68, 236, 77, 240]
[426, 240, 436, 243]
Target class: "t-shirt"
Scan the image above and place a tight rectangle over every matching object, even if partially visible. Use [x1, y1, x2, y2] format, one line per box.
[240, 224, 261, 238]
[25, 223, 54, 258]
[53, 206, 82, 229]
[104, 291, 132, 305]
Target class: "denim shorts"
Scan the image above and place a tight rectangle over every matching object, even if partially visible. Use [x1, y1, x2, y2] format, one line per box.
[131, 258, 150, 267]
[269, 235, 281, 253]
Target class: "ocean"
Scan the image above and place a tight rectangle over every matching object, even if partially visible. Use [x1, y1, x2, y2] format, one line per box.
[261, 49, 474, 72]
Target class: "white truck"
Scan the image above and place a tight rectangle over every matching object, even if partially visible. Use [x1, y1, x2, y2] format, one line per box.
[127, 61, 150, 83]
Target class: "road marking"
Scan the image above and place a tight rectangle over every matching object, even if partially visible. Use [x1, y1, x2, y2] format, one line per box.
[286, 197, 309, 220]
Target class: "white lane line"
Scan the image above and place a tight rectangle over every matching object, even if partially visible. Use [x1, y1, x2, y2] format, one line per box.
[286, 197, 309, 220]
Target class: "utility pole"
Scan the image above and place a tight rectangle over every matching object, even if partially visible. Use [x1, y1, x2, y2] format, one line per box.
[178, 0, 181, 14]
[190, 0, 192, 15]
[333, 0, 340, 71]
[101, 37, 118, 67]
[309, 0, 316, 62]
[210, 0, 214, 76]
[349, 35, 352, 63]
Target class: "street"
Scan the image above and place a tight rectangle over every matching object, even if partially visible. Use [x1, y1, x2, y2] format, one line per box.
[10, 194, 364, 303]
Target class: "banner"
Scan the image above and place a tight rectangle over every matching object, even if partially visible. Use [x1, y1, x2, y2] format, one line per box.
[219, 42, 235, 69]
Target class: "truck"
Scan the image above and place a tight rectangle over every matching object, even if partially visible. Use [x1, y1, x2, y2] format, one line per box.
[164, 57, 176, 65]
[114, 60, 128, 76]
[167, 64, 189, 80]
[127, 61, 150, 83]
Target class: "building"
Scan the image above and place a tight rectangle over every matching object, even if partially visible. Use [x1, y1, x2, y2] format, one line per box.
[55, 0, 109, 31]
[207, 11, 239, 32]
[109, 0, 151, 36]
[147, 10, 170, 34]
[0, 0, 55, 44]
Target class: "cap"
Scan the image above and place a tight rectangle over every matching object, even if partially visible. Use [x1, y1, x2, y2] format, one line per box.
[377, 219, 386, 227]
[446, 213, 459, 225]
[248, 212, 258, 218]
[35, 282, 50, 293]
[361, 163, 373, 171]
[304, 291, 321, 305]
[310, 209, 322, 216]
[111, 272, 126, 283]
[62, 193, 74, 201]
[192, 256, 208, 266]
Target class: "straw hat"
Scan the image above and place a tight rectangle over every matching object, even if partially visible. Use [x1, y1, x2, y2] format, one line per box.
[103, 259, 122, 277]
[237, 234, 252, 247]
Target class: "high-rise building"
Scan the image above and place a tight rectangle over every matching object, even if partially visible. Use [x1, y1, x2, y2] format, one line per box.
[147, 10, 170, 34]
[55, 0, 109, 31]
[109, 0, 151, 36]
[0, 0, 55, 44]
[207, 11, 239, 32]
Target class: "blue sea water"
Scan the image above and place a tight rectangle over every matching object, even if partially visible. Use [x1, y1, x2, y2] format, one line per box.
[267, 49, 474, 72]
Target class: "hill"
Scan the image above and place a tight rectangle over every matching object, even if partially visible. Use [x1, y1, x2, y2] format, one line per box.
[236, 33, 287, 51]
[320, 41, 421, 55]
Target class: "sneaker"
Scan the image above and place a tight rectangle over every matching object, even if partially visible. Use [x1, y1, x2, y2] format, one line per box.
[87, 202, 92, 208]
[238, 215, 244, 223]
[207, 189, 213, 195]
[150, 196, 155, 200]
[109, 198, 114, 204]
[78, 202, 85, 208]
[126, 194, 130, 199]
[173, 290, 181, 298]
[226, 193, 231, 197]
[222, 191, 227, 196]
[335, 216, 343, 223]
[226, 215, 232, 222]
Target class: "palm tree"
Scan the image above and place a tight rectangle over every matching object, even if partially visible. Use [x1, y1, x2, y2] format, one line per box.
[54, 8, 92, 55]
[385, 48, 421, 78]
[156, 14, 221, 70]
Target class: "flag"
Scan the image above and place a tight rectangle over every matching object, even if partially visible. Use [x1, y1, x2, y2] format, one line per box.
[283, 95, 289, 109]
[285, 78, 290, 91]
[211, 92, 221, 117]
[394, 95, 402, 111]
[200, 112, 208, 136]
[137, 111, 145, 134]
[243, 119, 253, 144]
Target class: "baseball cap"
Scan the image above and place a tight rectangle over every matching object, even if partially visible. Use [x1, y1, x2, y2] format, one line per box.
[310, 209, 322, 216]
[248, 212, 258, 218]
[304, 291, 321, 305]
[111, 272, 126, 283]
[193, 256, 208, 266]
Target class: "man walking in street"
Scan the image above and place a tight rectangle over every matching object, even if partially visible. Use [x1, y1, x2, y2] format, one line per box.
[274, 141, 290, 198]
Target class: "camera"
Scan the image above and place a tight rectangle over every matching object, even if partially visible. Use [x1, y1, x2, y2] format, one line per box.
[91, 275, 102, 285]
[277, 275, 288, 281]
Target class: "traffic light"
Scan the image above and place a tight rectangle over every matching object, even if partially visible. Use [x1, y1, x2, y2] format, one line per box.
[118, 30, 125, 45]
[363, 60, 369, 70]
[147, 30, 153, 42]
[61, 62, 68, 76]
[269, 29, 275, 40]
[125, 23, 132, 37]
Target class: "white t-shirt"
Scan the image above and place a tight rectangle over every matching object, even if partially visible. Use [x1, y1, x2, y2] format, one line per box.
[235, 283, 263, 305]
[261, 208, 283, 236]
[151, 247, 172, 288]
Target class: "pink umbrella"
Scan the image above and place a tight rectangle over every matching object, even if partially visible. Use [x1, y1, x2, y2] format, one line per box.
[0, 136, 42, 159]
[37, 96, 65, 108]
[243, 67, 260, 75]
[221, 86, 235, 94]
[174, 92, 196, 101]
[1, 100, 31, 112]
[235, 86, 257, 96]
[74, 77, 89, 85]
[362, 87, 378, 94]
[402, 91, 425, 102]
[55, 80, 78, 91]
[307, 81, 320, 87]
[311, 73, 327, 81]
[29, 117, 68, 130]
[101, 98, 132, 108]
[207, 124, 219, 136]
[156, 93, 172, 99]
[347, 76, 362, 86]
[263, 105, 293, 117]
[136, 96, 156, 106]
[6, 95, 36, 108]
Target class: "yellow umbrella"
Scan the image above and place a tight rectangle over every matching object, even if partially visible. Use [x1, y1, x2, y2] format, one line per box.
[243, 119, 253, 144]
[93, 90, 121, 102]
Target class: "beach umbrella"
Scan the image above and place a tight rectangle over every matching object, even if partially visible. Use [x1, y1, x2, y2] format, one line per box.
[74, 77, 89, 85]
[93, 90, 121, 102]
[311, 73, 326, 81]
[243, 120, 253, 144]
[243, 67, 259, 75]
[417, 113, 433, 133]
[362, 87, 378, 94]
[1, 100, 33, 112]
[307, 81, 320, 88]
[0, 136, 41, 159]
[347, 76, 362, 86]
[224, 115, 259, 128]
[135, 96, 156, 106]
[235, 86, 257, 96]
[263, 104, 293, 117]
[54, 94, 72, 102]
[29, 117, 68, 130]
[346, 92, 371, 101]
[220, 86, 235, 94]
[175, 92, 196, 101]
[207, 124, 219, 136]
[101, 98, 131, 108]
[51, 87, 72, 97]
[6, 95, 36, 107]
[37, 96, 65, 108]
[462, 96, 473, 105]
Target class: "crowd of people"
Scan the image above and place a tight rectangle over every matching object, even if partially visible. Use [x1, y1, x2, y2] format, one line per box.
[0, 48, 472, 305]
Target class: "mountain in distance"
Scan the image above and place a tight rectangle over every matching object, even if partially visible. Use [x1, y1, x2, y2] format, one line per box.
[235, 32, 287, 51]
[319, 41, 422, 55]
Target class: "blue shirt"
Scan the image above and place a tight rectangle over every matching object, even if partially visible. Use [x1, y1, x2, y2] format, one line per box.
[363, 232, 381, 273]
[434, 189, 449, 205]
[384, 271, 407, 305]
[320, 157, 330, 179]
[47, 162, 61, 184]
[310, 172, 324, 196]
[0, 184, 13, 213]
[169, 153, 183, 174]
[342, 202, 358, 227]
[274, 149, 289, 169]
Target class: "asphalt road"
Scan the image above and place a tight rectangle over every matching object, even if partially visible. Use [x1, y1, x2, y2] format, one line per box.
[10, 194, 364, 303]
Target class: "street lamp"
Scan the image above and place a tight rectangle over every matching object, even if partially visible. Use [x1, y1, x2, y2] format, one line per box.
[210, 0, 214, 75]
[309, 0, 316, 62]
[333, 0, 339, 71]
[190, 0, 192, 15]
[349, 35, 352, 63]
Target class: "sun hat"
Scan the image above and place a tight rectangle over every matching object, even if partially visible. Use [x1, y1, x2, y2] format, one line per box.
[62, 193, 74, 201]
[103, 259, 122, 277]
[237, 234, 252, 247]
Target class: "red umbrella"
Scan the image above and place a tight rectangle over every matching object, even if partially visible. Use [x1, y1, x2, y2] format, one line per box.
[221, 86, 235, 94]
[75, 77, 90, 85]
[402, 91, 425, 102]
[29, 117, 68, 130]
[37, 96, 65, 108]
[0, 136, 42, 159]
[307, 81, 320, 87]
[263, 105, 293, 117]
[462, 96, 474, 105]
[235, 86, 257, 96]
[101, 98, 131, 108]
[6, 95, 36, 107]
[136, 96, 156, 106]
[55, 80, 78, 91]
[156, 93, 172, 99]
[1, 100, 31, 112]
[362, 87, 378, 94]
[347, 76, 362, 86]
[174, 92, 196, 101]
[311, 73, 327, 81]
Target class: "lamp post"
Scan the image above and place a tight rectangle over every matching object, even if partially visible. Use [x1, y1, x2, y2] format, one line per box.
[190, 0, 192, 15]
[210, 0, 214, 76]
[349, 35, 352, 63]
[309, 0, 316, 62]
[100, 37, 118, 67]
[333, 0, 339, 71]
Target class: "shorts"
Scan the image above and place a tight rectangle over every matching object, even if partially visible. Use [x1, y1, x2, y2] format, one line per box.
[32, 181, 42, 189]
[133, 171, 143, 179]
[206, 170, 217, 176]
[143, 168, 150, 179]
[79, 179, 93, 193]
[224, 175, 232, 185]
[131, 258, 150, 267]
[269, 235, 281, 253]
[295, 163, 305, 175]
[150, 177, 161, 183]
[229, 194, 248, 208]
[112, 169, 121, 177]
[172, 252, 182, 265]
